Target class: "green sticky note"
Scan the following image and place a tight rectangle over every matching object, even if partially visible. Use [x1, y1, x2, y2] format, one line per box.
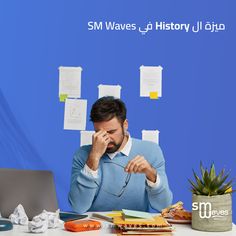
[59, 94, 68, 102]
[122, 209, 153, 219]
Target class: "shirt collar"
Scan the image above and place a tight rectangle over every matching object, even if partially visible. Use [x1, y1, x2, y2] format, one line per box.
[107, 133, 132, 160]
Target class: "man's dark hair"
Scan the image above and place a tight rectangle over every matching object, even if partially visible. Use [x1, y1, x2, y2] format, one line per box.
[90, 96, 127, 123]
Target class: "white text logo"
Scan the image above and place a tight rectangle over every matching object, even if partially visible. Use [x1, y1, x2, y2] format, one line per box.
[192, 202, 229, 219]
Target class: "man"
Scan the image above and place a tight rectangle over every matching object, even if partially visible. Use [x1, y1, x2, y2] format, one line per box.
[69, 96, 172, 213]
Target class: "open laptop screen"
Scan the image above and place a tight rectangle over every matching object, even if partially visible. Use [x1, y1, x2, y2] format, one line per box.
[0, 169, 58, 220]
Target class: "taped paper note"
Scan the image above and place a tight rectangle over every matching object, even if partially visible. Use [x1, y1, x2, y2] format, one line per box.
[140, 66, 163, 97]
[142, 130, 159, 144]
[59, 66, 82, 99]
[64, 99, 87, 130]
[80, 130, 95, 146]
[98, 84, 121, 98]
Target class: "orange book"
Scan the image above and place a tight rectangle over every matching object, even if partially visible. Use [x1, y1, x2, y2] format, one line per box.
[64, 219, 101, 232]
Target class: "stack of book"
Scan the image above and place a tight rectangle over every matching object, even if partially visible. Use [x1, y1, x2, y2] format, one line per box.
[113, 209, 173, 235]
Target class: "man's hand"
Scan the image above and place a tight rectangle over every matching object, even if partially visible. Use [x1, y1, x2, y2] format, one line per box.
[125, 155, 157, 183]
[86, 130, 111, 171]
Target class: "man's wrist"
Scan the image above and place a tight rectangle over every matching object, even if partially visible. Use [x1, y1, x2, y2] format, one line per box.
[146, 173, 161, 188]
[86, 151, 101, 171]
[83, 164, 99, 178]
[145, 167, 157, 183]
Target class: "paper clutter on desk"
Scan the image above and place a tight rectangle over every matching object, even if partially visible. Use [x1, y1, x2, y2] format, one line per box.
[28, 211, 48, 233]
[9, 204, 28, 225]
[46, 209, 64, 228]
[28, 210, 63, 233]
[112, 209, 174, 235]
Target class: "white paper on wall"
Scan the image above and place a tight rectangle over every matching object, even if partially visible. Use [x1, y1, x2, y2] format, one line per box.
[64, 98, 87, 130]
[98, 84, 122, 98]
[142, 130, 160, 144]
[140, 65, 163, 97]
[59, 66, 82, 98]
[80, 130, 95, 146]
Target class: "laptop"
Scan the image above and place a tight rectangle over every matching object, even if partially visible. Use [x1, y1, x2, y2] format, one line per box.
[0, 169, 58, 220]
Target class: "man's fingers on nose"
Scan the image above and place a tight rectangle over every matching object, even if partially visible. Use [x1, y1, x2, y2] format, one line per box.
[95, 130, 105, 136]
[104, 137, 110, 142]
[102, 131, 108, 136]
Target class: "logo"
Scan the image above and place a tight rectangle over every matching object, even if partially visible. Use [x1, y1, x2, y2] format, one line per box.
[192, 202, 229, 219]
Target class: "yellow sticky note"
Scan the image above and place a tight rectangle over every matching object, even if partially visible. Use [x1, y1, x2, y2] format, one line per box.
[59, 94, 68, 102]
[149, 91, 158, 99]
[106, 211, 123, 217]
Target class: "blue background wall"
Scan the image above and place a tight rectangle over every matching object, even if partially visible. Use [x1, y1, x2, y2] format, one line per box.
[0, 0, 235, 222]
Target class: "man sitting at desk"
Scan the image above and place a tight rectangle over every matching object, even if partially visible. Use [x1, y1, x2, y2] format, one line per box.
[69, 96, 172, 213]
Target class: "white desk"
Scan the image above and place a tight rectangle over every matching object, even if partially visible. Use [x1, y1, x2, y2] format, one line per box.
[1, 214, 236, 235]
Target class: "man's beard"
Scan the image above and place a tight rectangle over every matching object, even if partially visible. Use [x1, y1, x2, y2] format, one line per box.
[105, 130, 125, 154]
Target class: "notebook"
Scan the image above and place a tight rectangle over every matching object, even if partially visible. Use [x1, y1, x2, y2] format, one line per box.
[113, 215, 171, 227]
[0, 169, 58, 220]
[113, 215, 173, 234]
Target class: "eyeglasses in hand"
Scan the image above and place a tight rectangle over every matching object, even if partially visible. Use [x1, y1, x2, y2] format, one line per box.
[94, 161, 131, 198]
